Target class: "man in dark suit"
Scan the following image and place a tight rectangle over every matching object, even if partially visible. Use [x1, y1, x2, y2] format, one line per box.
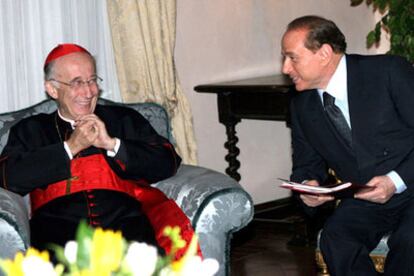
[282, 15, 414, 275]
[0, 44, 195, 258]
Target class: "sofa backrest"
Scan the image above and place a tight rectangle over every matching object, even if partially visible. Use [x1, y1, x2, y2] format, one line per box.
[0, 98, 173, 153]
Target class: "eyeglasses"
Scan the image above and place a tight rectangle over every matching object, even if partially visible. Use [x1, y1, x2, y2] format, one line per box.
[49, 76, 102, 90]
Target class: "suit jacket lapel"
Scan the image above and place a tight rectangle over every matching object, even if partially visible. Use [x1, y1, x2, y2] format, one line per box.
[306, 90, 329, 134]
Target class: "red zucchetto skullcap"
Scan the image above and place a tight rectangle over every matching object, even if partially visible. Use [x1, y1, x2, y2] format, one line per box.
[44, 43, 90, 68]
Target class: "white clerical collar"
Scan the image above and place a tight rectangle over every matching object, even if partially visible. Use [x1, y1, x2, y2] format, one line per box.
[318, 55, 347, 101]
[57, 110, 76, 129]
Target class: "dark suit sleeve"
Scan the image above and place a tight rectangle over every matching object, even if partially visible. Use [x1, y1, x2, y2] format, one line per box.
[290, 99, 328, 184]
[290, 99, 330, 216]
[386, 56, 414, 185]
[103, 107, 181, 184]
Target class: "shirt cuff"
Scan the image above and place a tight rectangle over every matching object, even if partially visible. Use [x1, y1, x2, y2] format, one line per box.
[107, 138, 121, 157]
[387, 171, 407, 194]
[63, 142, 73, 160]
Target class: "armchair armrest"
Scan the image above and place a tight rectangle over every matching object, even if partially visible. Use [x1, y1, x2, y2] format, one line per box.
[154, 164, 254, 276]
[0, 187, 30, 259]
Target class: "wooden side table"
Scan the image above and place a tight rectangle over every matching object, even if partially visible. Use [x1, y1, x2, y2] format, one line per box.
[194, 74, 295, 181]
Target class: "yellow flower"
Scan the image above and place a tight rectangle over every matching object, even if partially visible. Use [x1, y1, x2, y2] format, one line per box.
[26, 248, 50, 262]
[163, 226, 186, 256]
[0, 248, 53, 276]
[1, 252, 25, 276]
[1, 224, 220, 276]
[89, 228, 124, 274]
[170, 234, 198, 272]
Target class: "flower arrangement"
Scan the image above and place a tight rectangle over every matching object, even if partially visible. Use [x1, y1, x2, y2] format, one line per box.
[0, 222, 219, 276]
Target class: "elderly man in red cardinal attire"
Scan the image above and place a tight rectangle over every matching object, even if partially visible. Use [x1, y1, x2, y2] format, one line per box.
[0, 44, 198, 258]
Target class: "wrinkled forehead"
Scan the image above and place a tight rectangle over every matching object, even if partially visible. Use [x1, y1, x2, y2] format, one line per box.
[283, 28, 308, 43]
[282, 29, 308, 51]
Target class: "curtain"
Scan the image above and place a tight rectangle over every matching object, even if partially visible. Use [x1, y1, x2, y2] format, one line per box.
[0, 0, 121, 113]
[106, 0, 197, 165]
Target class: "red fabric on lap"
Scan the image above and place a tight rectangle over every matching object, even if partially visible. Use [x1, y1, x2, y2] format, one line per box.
[30, 154, 202, 259]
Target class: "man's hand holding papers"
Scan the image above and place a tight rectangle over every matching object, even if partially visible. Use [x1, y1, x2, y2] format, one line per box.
[279, 178, 375, 204]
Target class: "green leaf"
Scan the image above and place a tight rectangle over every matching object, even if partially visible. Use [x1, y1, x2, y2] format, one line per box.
[376, 0, 389, 11]
[350, 0, 364, 6]
[374, 22, 382, 41]
[75, 220, 93, 269]
[367, 30, 377, 47]
[381, 14, 389, 26]
[47, 244, 70, 267]
[351, 0, 414, 63]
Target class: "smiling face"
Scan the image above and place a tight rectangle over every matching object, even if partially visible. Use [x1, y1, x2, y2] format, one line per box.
[45, 52, 99, 120]
[281, 28, 329, 91]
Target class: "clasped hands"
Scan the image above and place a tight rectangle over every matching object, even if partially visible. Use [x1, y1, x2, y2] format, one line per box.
[66, 114, 116, 156]
[300, 175, 397, 207]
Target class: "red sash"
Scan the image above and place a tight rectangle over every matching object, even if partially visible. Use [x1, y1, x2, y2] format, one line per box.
[30, 154, 201, 259]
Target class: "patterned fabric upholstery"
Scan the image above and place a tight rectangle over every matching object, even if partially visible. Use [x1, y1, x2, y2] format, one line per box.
[0, 98, 253, 276]
[370, 235, 389, 255]
[0, 188, 29, 259]
[154, 164, 253, 276]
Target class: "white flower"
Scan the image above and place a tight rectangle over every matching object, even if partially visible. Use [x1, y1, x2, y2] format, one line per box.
[21, 255, 57, 276]
[1, 224, 220, 276]
[64, 241, 78, 264]
[180, 256, 219, 276]
[124, 241, 158, 276]
[159, 256, 219, 276]
[198, 258, 220, 276]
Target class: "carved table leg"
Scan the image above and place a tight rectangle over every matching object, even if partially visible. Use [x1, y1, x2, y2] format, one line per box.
[224, 122, 241, 181]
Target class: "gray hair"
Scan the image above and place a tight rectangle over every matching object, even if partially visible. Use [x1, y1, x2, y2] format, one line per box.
[287, 15, 347, 54]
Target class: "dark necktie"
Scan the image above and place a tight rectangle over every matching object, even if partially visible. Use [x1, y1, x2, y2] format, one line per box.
[323, 92, 352, 146]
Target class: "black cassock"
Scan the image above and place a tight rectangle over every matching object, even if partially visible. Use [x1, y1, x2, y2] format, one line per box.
[0, 104, 181, 252]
